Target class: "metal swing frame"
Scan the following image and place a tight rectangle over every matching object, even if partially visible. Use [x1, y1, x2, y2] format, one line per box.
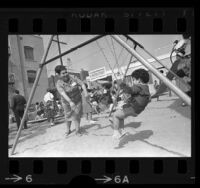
[10, 34, 191, 155]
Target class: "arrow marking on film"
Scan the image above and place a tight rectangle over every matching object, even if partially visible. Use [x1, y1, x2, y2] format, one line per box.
[95, 175, 112, 183]
[5, 174, 22, 182]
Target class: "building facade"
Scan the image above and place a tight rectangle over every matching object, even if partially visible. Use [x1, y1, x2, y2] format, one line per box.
[8, 35, 49, 104]
[86, 53, 177, 94]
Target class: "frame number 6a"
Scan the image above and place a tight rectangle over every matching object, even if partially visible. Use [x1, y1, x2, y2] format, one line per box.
[114, 175, 130, 184]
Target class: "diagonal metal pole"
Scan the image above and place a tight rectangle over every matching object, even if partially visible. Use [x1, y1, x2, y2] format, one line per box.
[143, 47, 190, 89]
[112, 35, 191, 106]
[11, 35, 54, 155]
[124, 35, 190, 89]
[108, 55, 133, 117]
[144, 49, 191, 89]
[11, 35, 105, 155]
[42, 35, 105, 66]
[117, 37, 128, 60]
[56, 35, 64, 66]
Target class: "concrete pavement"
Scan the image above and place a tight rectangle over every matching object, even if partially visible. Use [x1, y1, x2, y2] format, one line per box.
[9, 94, 191, 157]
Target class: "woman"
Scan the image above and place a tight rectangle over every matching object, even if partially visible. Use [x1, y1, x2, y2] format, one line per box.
[81, 84, 97, 124]
[55, 65, 89, 136]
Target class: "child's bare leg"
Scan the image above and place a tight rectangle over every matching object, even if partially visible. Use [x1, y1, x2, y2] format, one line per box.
[113, 108, 125, 129]
[113, 115, 120, 130]
[113, 107, 135, 137]
[50, 118, 55, 126]
[119, 119, 124, 129]
[113, 117, 124, 130]
[74, 118, 81, 132]
[66, 121, 72, 134]
[112, 110, 125, 139]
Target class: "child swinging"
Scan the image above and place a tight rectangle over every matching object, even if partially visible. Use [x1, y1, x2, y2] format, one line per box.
[111, 69, 151, 144]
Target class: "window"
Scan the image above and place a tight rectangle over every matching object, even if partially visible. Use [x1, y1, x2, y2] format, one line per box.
[24, 46, 34, 60]
[27, 70, 36, 84]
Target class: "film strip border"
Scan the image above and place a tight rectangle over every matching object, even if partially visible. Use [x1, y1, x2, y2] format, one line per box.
[6, 158, 194, 184]
[3, 8, 194, 33]
[0, 8, 195, 184]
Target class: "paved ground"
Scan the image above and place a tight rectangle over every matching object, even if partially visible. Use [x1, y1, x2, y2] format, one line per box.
[8, 94, 191, 157]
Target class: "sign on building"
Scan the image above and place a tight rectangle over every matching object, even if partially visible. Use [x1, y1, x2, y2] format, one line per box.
[89, 67, 107, 82]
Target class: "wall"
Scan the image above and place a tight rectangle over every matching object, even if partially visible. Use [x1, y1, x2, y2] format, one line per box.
[8, 35, 49, 104]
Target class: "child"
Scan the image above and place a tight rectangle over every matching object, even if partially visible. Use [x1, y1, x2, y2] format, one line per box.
[111, 68, 151, 143]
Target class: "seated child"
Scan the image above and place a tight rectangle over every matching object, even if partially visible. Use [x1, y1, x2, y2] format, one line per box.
[111, 68, 151, 141]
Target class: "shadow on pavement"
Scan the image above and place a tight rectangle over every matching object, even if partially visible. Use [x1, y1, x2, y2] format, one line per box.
[55, 119, 65, 125]
[9, 121, 48, 140]
[9, 125, 49, 149]
[15, 125, 49, 144]
[82, 121, 142, 134]
[168, 98, 191, 119]
[82, 123, 101, 130]
[124, 122, 142, 129]
[9, 118, 65, 143]
[80, 128, 89, 136]
[116, 130, 153, 149]
[116, 129, 188, 157]
[13, 138, 64, 155]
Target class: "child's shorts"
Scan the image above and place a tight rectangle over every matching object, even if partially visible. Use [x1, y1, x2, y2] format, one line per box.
[62, 101, 83, 121]
[114, 106, 138, 119]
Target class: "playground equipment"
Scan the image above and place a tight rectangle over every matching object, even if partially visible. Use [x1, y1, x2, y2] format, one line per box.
[11, 35, 191, 155]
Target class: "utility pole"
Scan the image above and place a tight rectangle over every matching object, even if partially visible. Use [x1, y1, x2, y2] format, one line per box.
[16, 35, 28, 100]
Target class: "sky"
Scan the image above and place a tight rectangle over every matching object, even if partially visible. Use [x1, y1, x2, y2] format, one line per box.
[41, 35, 182, 77]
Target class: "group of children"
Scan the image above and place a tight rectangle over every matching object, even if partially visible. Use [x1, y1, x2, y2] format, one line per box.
[54, 64, 151, 145]
[71, 68, 151, 145]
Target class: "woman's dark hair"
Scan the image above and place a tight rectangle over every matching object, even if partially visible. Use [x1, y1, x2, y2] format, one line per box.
[55, 65, 67, 75]
[131, 68, 149, 84]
